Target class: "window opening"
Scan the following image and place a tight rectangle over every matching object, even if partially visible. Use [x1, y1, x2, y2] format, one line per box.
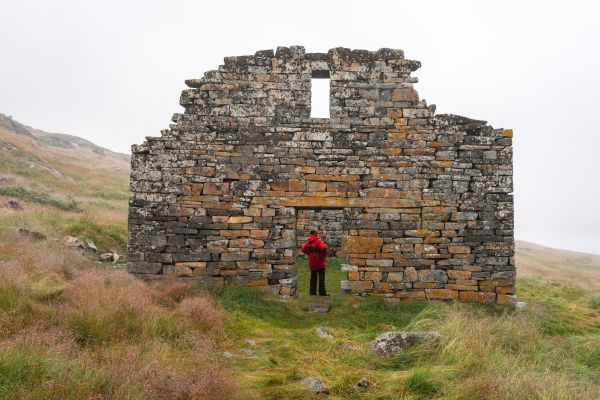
[310, 70, 330, 118]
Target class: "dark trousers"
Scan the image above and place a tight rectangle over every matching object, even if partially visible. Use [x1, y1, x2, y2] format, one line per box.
[309, 269, 326, 295]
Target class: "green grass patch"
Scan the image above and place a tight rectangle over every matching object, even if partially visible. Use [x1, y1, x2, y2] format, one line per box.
[405, 368, 438, 397]
[0, 349, 108, 399]
[0, 185, 80, 211]
[589, 295, 600, 311]
[517, 278, 600, 335]
[0, 210, 127, 254]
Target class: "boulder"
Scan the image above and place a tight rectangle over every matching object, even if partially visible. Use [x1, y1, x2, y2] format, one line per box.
[314, 326, 334, 339]
[64, 236, 85, 252]
[4, 199, 22, 211]
[86, 240, 97, 252]
[370, 331, 441, 356]
[300, 376, 329, 395]
[99, 251, 120, 263]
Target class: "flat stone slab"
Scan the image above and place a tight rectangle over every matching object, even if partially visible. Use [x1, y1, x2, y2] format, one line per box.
[310, 301, 331, 313]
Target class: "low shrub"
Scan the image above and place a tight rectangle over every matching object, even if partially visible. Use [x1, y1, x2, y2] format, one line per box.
[0, 185, 80, 211]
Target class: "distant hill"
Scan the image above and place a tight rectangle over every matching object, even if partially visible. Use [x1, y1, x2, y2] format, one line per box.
[0, 113, 130, 252]
[517, 240, 600, 289]
[0, 113, 129, 210]
[0, 113, 129, 159]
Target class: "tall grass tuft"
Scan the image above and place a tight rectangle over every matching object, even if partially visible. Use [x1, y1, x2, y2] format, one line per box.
[0, 236, 237, 399]
[405, 368, 438, 397]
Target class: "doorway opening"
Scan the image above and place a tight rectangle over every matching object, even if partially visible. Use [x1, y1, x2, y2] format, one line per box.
[294, 207, 348, 299]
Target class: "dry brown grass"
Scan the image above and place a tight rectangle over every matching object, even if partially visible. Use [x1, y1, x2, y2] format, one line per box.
[516, 240, 600, 289]
[0, 236, 238, 400]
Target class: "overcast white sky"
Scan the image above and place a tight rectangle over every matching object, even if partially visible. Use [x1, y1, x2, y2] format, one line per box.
[1, 0, 599, 253]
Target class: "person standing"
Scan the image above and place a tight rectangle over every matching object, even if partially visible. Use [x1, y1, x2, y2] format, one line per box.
[301, 229, 329, 296]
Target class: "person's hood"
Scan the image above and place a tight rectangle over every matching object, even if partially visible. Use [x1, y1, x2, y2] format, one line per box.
[308, 234, 320, 242]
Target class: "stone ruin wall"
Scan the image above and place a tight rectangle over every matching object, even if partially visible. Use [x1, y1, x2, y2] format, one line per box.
[127, 46, 515, 304]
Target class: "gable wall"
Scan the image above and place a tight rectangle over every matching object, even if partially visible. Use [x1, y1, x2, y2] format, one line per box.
[127, 46, 515, 303]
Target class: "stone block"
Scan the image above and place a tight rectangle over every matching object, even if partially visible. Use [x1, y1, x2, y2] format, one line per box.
[417, 270, 448, 283]
[164, 265, 194, 277]
[341, 264, 358, 272]
[364, 271, 383, 282]
[388, 272, 404, 282]
[497, 294, 517, 306]
[447, 270, 471, 280]
[404, 267, 418, 282]
[228, 216, 253, 224]
[459, 291, 496, 303]
[127, 262, 163, 274]
[425, 289, 458, 300]
[448, 245, 471, 254]
[221, 251, 250, 261]
[391, 88, 418, 102]
[366, 259, 394, 267]
[345, 236, 383, 254]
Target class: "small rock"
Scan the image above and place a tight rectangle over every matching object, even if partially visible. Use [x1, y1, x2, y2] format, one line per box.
[310, 301, 331, 313]
[516, 301, 527, 310]
[64, 236, 85, 252]
[357, 378, 370, 389]
[244, 339, 257, 348]
[300, 376, 329, 394]
[222, 352, 235, 359]
[314, 326, 334, 339]
[241, 349, 256, 356]
[98, 252, 119, 263]
[18, 228, 46, 241]
[86, 240, 97, 252]
[370, 331, 441, 356]
[4, 199, 22, 211]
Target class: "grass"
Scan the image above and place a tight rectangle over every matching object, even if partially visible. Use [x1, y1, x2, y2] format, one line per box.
[0, 237, 237, 399]
[405, 368, 438, 398]
[2, 232, 600, 399]
[2, 122, 600, 398]
[198, 257, 600, 399]
[0, 185, 80, 211]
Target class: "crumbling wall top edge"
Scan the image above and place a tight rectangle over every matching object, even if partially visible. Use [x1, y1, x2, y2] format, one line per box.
[220, 46, 412, 65]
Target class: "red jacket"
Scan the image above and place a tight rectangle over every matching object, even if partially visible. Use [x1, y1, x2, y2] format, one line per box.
[301, 234, 328, 271]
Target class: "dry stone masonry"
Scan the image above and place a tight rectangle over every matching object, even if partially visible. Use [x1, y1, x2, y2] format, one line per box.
[128, 46, 515, 304]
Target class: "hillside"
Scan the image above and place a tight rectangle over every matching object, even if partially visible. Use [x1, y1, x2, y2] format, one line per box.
[0, 113, 130, 253]
[517, 240, 600, 289]
[0, 116, 599, 399]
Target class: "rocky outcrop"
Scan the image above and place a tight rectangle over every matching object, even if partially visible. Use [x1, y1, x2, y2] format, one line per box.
[370, 331, 441, 356]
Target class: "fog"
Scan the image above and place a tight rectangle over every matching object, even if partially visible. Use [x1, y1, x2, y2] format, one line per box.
[1, 0, 599, 253]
